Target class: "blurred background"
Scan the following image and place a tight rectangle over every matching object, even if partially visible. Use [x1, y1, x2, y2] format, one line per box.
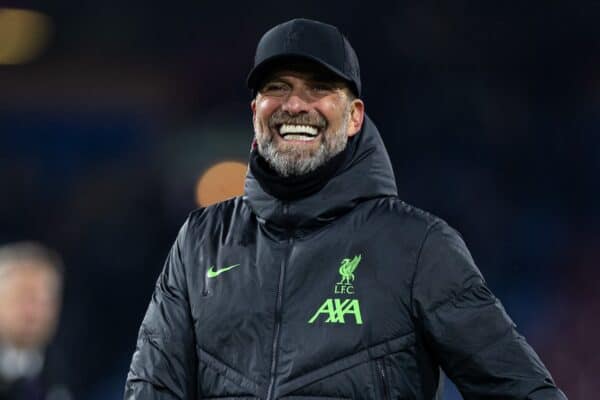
[0, 1, 598, 399]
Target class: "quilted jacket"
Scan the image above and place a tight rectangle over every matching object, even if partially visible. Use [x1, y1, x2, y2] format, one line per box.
[125, 116, 566, 399]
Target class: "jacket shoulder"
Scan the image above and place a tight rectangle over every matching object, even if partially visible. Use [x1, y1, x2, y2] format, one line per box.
[358, 197, 455, 269]
[183, 196, 253, 245]
[382, 198, 470, 272]
[374, 197, 447, 233]
[187, 195, 247, 225]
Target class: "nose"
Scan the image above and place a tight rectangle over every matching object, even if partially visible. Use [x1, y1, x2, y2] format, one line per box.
[281, 88, 311, 114]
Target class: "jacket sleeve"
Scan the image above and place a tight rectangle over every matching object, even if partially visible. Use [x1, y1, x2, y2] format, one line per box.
[124, 219, 197, 400]
[412, 221, 567, 400]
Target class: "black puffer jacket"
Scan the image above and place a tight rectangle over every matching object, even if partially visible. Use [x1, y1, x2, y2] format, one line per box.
[125, 116, 566, 399]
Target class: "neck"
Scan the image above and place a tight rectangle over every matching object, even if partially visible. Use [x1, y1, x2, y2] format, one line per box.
[249, 137, 355, 201]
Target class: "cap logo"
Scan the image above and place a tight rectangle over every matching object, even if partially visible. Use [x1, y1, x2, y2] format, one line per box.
[285, 25, 302, 50]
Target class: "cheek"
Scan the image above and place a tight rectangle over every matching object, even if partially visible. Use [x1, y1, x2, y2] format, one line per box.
[317, 98, 346, 126]
[255, 98, 279, 124]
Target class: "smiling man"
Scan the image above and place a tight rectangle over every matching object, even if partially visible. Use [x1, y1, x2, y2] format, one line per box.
[251, 61, 363, 178]
[125, 19, 566, 400]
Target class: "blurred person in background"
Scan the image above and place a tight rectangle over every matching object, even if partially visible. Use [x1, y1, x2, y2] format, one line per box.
[125, 19, 566, 399]
[0, 242, 70, 400]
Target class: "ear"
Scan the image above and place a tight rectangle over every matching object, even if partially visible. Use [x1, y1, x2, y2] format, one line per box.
[251, 99, 257, 128]
[347, 98, 365, 137]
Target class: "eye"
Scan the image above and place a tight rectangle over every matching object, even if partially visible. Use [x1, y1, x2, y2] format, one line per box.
[261, 82, 289, 94]
[311, 83, 333, 92]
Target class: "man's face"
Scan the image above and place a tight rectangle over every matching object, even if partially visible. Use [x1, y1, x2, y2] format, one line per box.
[0, 263, 61, 349]
[251, 63, 364, 177]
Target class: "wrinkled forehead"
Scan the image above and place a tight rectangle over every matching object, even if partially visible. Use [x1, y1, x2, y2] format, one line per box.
[258, 58, 350, 87]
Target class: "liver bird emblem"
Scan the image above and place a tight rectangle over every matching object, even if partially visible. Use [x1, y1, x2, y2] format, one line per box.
[337, 255, 362, 285]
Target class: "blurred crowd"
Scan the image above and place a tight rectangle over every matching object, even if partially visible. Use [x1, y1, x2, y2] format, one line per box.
[0, 242, 69, 400]
[1, 1, 598, 399]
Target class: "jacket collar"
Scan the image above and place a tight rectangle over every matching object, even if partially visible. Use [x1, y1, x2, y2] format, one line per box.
[244, 114, 398, 230]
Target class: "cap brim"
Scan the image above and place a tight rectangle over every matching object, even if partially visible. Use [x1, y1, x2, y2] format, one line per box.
[246, 53, 358, 96]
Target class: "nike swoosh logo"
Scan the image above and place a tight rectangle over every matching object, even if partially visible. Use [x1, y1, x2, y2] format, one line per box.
[207, 264, 240, 278]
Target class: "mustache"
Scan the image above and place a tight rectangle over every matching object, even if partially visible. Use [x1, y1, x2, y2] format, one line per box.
[268, 110, 327, 130]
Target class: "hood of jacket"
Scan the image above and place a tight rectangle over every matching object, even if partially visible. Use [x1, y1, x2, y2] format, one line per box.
[244, 114, 398, 230]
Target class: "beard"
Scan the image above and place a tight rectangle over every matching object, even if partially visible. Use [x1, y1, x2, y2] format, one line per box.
[255, 104, 351, 177]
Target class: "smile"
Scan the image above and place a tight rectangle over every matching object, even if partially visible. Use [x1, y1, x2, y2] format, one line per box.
[278, 124, 320, 141]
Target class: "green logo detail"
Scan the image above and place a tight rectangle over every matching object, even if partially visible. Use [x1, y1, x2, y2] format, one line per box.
[308, 298, 363, 325]
[308, 254, 364, 325]
[335, 254, 361, 294]
[338, 254, 361, 284]
[206, 264, 240, 278]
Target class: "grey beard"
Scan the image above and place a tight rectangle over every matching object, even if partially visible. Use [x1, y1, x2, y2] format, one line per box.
[257, 111, 351, 177]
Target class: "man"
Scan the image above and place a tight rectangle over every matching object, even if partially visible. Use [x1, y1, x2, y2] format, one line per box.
[0, 242, 69, 400]
[125, 19, 566, 399]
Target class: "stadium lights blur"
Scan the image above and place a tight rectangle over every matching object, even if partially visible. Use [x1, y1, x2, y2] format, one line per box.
[0, 7, 52, 65]
[196, 161, 247, 207]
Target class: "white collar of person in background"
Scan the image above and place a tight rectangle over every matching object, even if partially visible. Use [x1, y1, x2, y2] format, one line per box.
[0, 344, 44, 382]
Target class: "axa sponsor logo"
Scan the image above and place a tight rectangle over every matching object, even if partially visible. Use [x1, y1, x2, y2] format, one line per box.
[308, 254, 364, 325]
[308, 298, 363, 325]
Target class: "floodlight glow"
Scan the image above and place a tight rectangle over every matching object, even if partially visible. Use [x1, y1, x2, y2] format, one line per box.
[196, 161, 247, 207]
[0, 8, 52, 65]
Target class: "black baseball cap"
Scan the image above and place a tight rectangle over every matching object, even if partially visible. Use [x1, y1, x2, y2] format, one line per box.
[247, 18, 361, 97]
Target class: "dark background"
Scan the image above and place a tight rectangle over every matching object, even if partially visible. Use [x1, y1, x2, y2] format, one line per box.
[1, 1, 598, 399]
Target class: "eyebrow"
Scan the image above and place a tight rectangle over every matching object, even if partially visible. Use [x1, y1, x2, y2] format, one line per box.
[265, 74, 344, 87]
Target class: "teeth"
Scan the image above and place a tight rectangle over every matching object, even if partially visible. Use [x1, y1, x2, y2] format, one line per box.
[282, 134, 316, 141]
[279, 124, 319, 136]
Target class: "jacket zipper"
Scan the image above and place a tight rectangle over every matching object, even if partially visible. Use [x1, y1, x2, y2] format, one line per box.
[266, 206, 293, 400]
[201, 250, 209, 296]
[376, 358, 391, 400]
[202, 264, 209, 296]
